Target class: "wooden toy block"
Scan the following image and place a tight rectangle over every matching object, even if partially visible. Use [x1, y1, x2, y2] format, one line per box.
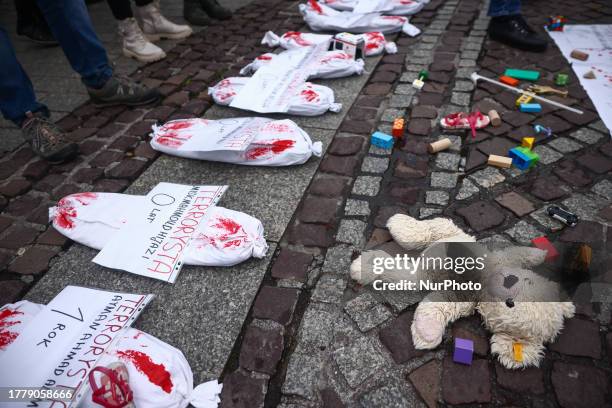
[522, 137, 535, 150]
[532, 236, 559, 262]
[453, 338, 474, 365]
[504, 69, 540, 81]
[570, 49, 589, 61]
[515, 94, 533, 106]
[513, 343, 523, 362]
[499, 75, 519, 86]
[488, 154, 512, 168]
[488, 110, 501, 127]
[509, 146, 539, 170]
[583, 70, 596, 79]
[555, 73, 569, 86]
[577, 244, 592, 267]
[412, 79, 424, 89]
[519, 103, 542, 113]
[392, 118, 405, 138]
[371, 131, 394, 150]
[428, 138, 452, 153]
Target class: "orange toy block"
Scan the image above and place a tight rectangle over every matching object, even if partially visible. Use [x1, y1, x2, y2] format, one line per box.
[392, 118, 405, 138]
[532, 236, 559, 262]
[513, 343, 523, 362]
[500, 75, 519, 86]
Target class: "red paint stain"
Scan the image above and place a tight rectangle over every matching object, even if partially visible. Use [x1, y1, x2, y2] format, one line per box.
[257, 54, 274, 60]
[116, 350, 173, 393]
[283, 32, 312, 47]
[308, 0, 323, 14]
[381, 16, 406, 22]
[245, 139, 296, 160]
[55, 192, 97, 230]
[213, 217, 242, 235]
[300, 89, 320, 103]
[195, 217, 250, 249]
[0, 308, 23, 349]
[262, 122, 291, 133]
[214, 79, 237, 102]
[320, 52, 351, 64]
[365, 32, 385, 50]
[162, 121, 192, 131]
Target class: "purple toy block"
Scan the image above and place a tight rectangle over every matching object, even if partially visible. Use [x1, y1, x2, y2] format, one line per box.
[453, 337, 474, 365]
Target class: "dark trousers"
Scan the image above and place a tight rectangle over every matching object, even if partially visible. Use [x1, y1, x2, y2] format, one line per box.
[106, 0, 154, 20]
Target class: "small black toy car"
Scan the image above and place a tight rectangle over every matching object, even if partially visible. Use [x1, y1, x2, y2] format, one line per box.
[547, 206, 578, 227]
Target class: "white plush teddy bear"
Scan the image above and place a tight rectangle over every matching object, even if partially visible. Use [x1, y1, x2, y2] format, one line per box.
[350, 214, 575, 369]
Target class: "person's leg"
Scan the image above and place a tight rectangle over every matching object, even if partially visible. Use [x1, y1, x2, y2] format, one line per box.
[184, 0, 231, 25]
[0, 26, 48, 126]
[36, 0, 113, 89]
[486, 0, 547, 52]
[106, 0, 135, 20]
[487, 0, 521, 17]
[15, 0, 58, 45]
[0, 26, 78, 162]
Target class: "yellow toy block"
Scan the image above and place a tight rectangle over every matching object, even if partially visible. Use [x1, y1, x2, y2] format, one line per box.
[513, 343, 523, 362]
[516, 94, 533, 106]
[522, 137, 535, 150]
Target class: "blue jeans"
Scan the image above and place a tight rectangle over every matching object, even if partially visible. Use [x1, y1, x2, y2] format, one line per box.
[0, 0, 113, 126]
[488, 0, 521, 17]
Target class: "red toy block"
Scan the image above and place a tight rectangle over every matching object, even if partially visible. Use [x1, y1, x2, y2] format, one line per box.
[392, 118, 405, 138]
[499, 75, 519, 87]
[531, 236, 559, 262]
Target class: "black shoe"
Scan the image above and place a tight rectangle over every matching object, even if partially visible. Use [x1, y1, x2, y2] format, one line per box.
[184, 0, 212, 25]
[17, 24, 58, 46]
[199, 0, 232, 20]
[21, 112, 78, 163]
[488, 15, 548, 52]
[87, 75, 161, 107]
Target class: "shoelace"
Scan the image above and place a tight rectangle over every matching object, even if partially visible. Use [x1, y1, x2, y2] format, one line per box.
[24, 116, 62, 147]
[508, 18, 531, 36]
[114, 74, 141, 96]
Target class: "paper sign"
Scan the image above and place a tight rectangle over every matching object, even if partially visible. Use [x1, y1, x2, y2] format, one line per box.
[353, 0, 393, 13]
[155, 117, 263, 152]
[548, 25, 612, 134]
[0, 286, 153, 407]
[93, 183, 227, 282]
[230, 42, 330, 113]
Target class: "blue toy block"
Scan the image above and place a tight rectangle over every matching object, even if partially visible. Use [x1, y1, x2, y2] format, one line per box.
[371, 131, 394, 150]
[519, 103, 542, 113]
[453, 338, 474, 365]
[509, 147, 539, 170]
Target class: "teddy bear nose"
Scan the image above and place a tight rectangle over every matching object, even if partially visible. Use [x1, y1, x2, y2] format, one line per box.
[505, 298, 515, 308]
[503, 275, 519, 288]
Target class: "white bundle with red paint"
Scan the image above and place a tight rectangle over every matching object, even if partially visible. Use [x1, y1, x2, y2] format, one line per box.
[299, 1, 421, 37]
[320, 0, 425, 15]
[240, 50, 364, 79]
[0, 301, 222, 408]
[150, 117, 322, 166]
[0, 301, 43, 351]
[261, 30, 397, 57]
[49, 192, 268, 267]
[208, 77, 341, 116]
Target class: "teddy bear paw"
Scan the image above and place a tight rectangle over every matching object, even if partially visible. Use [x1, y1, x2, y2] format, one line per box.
[411, 314, 445, 349]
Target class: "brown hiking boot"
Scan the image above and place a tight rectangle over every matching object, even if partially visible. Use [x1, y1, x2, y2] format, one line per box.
[21, 112, 78, 163]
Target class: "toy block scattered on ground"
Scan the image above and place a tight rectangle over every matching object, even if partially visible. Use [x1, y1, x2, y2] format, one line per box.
[583, 70, 596, 79]
[428, 138, 452, 153]
[371, 131, 394, 149]
[519, 103, 542, 113]
[453, 338, 474, 365]
[509, 146, 539, 170]
[522, 137, 535, 149]
[570, 49, 589, 61]
[513, 343, 523, 362]
[488, 154, 512, 168]
[532, 236, 560, 262]
[576, 244, 592, 267]
[546, 15, 567, 31]
[547, 205, 578, 227]
[504, 69, 540, 81]
[534, 124, 552, 138]
[555, 73, 569, 86]
[488, 109, 501, 127]
[392, 118, 405, 138]
[499, 75, 519, 86]
[516, 94, 533, 106]
[412, 70, 428, 89]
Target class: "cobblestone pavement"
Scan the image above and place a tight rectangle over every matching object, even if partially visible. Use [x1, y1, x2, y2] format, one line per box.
[218, 0, 612, 407]
[0, 0, 611, 406]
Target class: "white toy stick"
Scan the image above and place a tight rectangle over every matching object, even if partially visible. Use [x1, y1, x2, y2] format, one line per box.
[470, 72, 583, 115]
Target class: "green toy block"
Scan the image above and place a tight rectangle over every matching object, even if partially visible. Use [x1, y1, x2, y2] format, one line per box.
[418, 70, 428, 80]
[504, 69, 540, 81]
[515, 146, 540, 168]
[555, 73, 569, 86]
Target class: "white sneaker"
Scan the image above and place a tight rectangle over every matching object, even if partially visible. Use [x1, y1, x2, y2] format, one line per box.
[118, 18, 166, 62]
[135, 1, 193, 41]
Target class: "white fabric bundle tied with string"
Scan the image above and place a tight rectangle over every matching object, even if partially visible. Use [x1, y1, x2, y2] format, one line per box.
[49, 192, 268, 267]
